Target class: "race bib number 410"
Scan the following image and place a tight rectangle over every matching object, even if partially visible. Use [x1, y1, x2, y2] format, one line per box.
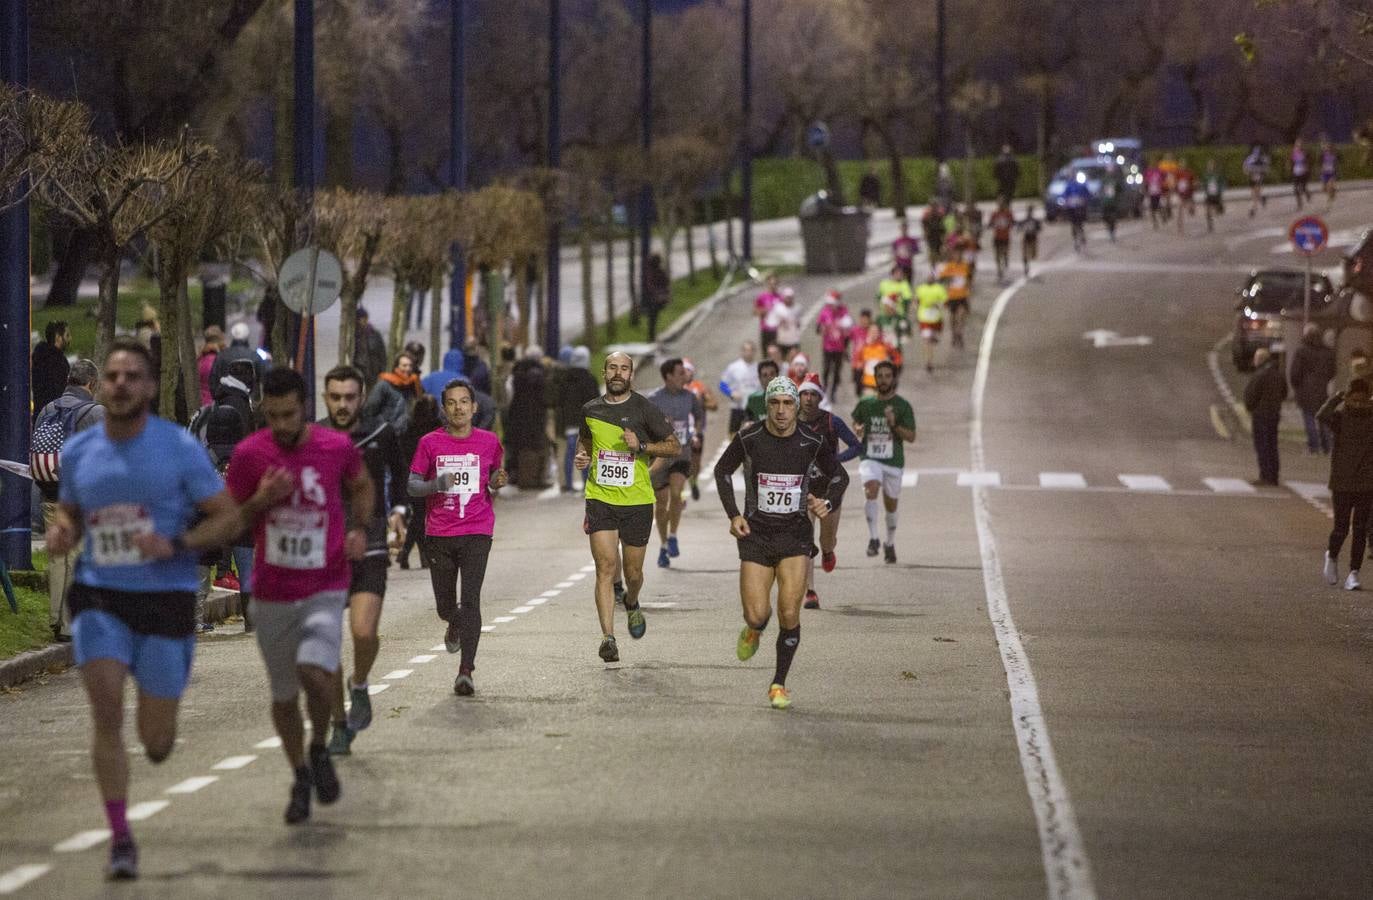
[87, 504, 154, 567]
[757, 473, 803, 514]
[265, 507, 327, 570]
[596, 450, 635, 488]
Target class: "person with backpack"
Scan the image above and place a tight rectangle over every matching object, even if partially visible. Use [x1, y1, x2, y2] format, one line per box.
[31, 359, 104, 642]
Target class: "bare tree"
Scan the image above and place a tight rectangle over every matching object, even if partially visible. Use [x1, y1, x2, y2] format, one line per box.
[381, 194, 459, 363]
[0, 86, 92, 213]
[314, 188, 387, 366]
[648, 134, 724, 284]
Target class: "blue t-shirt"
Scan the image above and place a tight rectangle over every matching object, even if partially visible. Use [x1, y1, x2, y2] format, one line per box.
[60, 416, 224, 593]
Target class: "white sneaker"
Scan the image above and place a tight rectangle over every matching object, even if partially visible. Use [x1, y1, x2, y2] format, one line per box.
[1324, 552, 1339, 585]
[1345, 570, 1362, 591]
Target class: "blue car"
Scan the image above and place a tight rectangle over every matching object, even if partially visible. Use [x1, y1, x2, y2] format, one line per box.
[1044, 156, 1144, 222]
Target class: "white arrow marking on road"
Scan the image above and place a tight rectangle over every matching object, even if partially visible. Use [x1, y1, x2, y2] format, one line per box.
[53, 829, 110, 852]
[957, 471, 1002, 487]
[212, 755, 259, 771]
[165, 776, 218, 795]
[1039, 472, 1087, 489]
[127, 800, 170, 821]
[1083, 329, 1153, 348]
[1203, 478, 1255, 494]
[1119, 474, 1172, 491]
[0, 865, 52, 894]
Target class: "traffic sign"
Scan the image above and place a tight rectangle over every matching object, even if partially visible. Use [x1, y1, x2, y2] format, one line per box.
[279, 247, 343, 315]
[1290, 216, 1329, 255]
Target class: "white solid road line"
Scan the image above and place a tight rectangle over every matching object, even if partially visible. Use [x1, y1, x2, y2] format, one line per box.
[52, 829, 111, 853]
[1039, 472, 1088, 489]
[957, 471, 1002, 487]
[165, 776, 218, 795]
[0, 864, 52, 895]
[211, 755, 258, 771]
[1118, 474, 1172, 491]
[1203, 477, 1256, 494]
[974, 275, 1097, 899]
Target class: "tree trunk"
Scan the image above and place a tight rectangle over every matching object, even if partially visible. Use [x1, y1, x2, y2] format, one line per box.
[388, 277, 408, 363]
[580, 225, 596, 350]
[705, 200, 720, 280]
[626, 230, 640, 326]
[94, 246, 122, 365]
[268, 286, 290, 366]
[683, 203, 698, 285]
[819, 148, 846, 205]
[175, 279, 198, 423]
[485, 269, 506, 410]
[430, 271, 443, 372]
[44, 226, 98, 308]
[155, 264, 189, 421]
[324, 105, 354, 187]
[1036, 87, 1049, 195]
[603, 225, 617, 342]
[336, 231, 379, 368]
[515, 263, 532, 350]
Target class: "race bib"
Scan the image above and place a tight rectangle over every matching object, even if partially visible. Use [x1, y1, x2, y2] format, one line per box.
[673, 419, 690, 446]
[757, 473, 803, 514]
[596, 450, 635, 487]
[867, 429, 894, 460]
[437, 453, 480, 496]
[265, 507, 327, 570]
[87, 504, 154, 567]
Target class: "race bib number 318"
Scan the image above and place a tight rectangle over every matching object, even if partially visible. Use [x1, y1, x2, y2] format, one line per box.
[87, 504, 154, 567]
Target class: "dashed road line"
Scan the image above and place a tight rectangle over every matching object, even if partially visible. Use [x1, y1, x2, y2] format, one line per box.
[165, 776, 218, 795]
[127, 800, 169, 821]
[254, 736, 283, 750]
[1203, 477, 1255, 494]
[367, 684, 391, 696]
[381, 669, 414, 680]
[0, 864, 52, 895]
[1119, 474, 1172, 491]
[1287, 480, 1335, 518]
[493, 616, 516, 623]
[53, 830, 110, 853]
[211, 755, 258, 771]
[408, 654, 437, 664]
[1039, 472, 1087, 489]
[526, 598, 549, 606]
[510, 606, 534, 614]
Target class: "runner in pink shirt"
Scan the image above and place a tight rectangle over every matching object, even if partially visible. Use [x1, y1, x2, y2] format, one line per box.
[227, 368, 372, 825]
[754, 272, 782, 350]
[815, 290, 855, 399]
[408, 378, 508, 697]
[890, 219, 920, 280]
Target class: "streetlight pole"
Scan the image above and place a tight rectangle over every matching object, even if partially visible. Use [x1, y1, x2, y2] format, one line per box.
[449, 0, 467, 355]
[741, 0, 752, 264]
[293, 0, 317, 418]
[638, 0, 652, 320]
[545, 0, 561, 357]
[0, 0, 31, 571]
[934, 0, 947, 163]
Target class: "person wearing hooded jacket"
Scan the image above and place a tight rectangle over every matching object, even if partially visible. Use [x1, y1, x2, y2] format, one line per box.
[209, 321, 269, 395]
[1289, 324, 1337, 454]
[1317, 378, 1373, 590]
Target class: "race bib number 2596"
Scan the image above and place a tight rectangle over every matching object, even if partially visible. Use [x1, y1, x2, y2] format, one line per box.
[596, 450, 635, 487]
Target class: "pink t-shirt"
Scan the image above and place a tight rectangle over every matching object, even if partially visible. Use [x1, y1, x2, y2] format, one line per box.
[817, 304, 855, 352]
[410, 428, 503, 538]
[226, 426, 363, 602]
[754, 291, 780, 317]
[891, 236, 919, 265]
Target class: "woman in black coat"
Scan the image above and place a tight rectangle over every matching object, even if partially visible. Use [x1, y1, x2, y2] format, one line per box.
[1317, 378, 1373, 589]
[398, 395, 443, 569]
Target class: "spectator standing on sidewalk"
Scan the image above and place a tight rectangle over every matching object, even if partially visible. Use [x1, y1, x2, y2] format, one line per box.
[994, 145, 1020, 203]
[1290, 324, 1337, 454]
[644, 254, 671, 342]
[547, 346, 601, 492]
[197, 326, 224, 407]
[397, 395, 442, 570]
[353, 307, 388, 388]
[31, 320, 70, 420]
[32, 359, 103, 641]
[506, 347, 550, 488]
[463, 338, 493, 395]
[1318, 378, 1373, 590]
[858, 165, 881, 208]
[1244, 348, 1287, 486]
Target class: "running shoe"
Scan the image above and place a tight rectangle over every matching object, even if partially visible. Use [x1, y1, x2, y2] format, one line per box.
[453, 672, 475, 696]
[327, 722, 354, 756]
[627, 605, 646, 639]
[1345, 570, 1362, 591]
[196, 621, 215, 634]
[310, 743, 341, 805]
[285, 775, 311, 824]
[1324, 551, 1339, 585]
[866, 539, 880, 557]
[736, 625, 760, 661]
[768, 683, 792, 710]
[613, 581, 626, 606]
[667, 535, 680, 558]
[884, 544, 897, 564]
[213, 571, 240, 592]
[821, 550, 837, 573]
[106, 838, 138, 880]
[804, 590, 820, 610]
[657, 547, 670, 568]
[444, 620, 461, 654]
[346, 680, 372, 732]
[690, 482, 700, 501]
[599, 635, 620, 662]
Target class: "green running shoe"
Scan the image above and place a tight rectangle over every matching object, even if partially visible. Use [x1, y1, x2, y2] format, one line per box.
[626, 605, 646, 639]
[737, 626, 760, 661]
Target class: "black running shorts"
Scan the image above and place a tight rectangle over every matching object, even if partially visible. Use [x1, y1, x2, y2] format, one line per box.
[349, 554, 388, 598]
[737, 521, 816, 568]
[584, 499, 654, 548]
[651, 459, 692, 492]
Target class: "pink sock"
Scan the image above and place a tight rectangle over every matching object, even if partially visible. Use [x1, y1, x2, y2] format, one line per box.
[104, 800, 130, 843]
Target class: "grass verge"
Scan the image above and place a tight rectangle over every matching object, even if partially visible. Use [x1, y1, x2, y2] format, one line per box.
[0, 581, 53, 661]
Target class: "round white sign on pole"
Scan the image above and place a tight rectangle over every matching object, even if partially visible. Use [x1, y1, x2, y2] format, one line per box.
[279, 247, 343, 316]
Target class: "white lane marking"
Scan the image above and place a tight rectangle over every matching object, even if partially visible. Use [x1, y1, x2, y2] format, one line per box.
[1039, 472, 1087, 489]
[430, 644, 448, 653]
[1059, 260, 1256, 275]
[974, 274, 1097, 899]
[1203, 477, 1256, 494]
[900, 471, 920, 487]
[409, 654, 437, 664]
[212, 755, 258, 771]
[382, 669, 414, 680]
[511, 606, 534, 614]
[541, 589, 561, 597]
[53, 829, 111, 852]
[165, 776, 218, 795]
[527, 597, 549, 606]
[126, 800, 169, 821]
[254, 736, 283, 750]
[481, 625, 495, 632]
[493, 616, 517, 623]
[1224, 225, 1286, 251]
[958, 471, 1002, 487]
[538, 483, 562, 500]
[580, 564, 597, 573]
[555, 581, 574, 588]
[566, 572, 587, 581]
[367, 683, 391, 696]
[996, 484, 1290, 499]
[1118, 474, 1171, 491]
[640, 602, 677, 609]
[914, 466, 965, 476]
[0, 864, 52, 894]
[1287, 480, 1335, 518]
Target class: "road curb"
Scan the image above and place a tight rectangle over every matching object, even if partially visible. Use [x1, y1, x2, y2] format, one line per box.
[0, 643, 73, 688]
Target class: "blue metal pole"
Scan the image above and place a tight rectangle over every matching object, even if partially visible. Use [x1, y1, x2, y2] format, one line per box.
[741, 0, 752, 264]
[638, 0, 652, 317]
[293, 0, 316, 417]
[545, 0, 561, 357]
[448, 0, 467, 356]
[0, 0, 32, 571]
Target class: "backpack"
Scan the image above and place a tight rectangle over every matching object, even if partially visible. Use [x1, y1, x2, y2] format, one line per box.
[188, 400, 249, 470]
[29, 400, 97, 483]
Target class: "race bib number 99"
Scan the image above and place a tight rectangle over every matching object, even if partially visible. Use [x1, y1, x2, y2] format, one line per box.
[437, 453, 480, 496]
[265, 508, 327, 570]
[87, 504, 154, 566]
[757, 473, 803, 514]
[596, 450, 635, 488]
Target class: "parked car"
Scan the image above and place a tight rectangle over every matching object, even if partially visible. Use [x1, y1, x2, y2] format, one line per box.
[1232, 268, 1335, 369]
[1090, 137, 1144, 170]
[1044, 156, 1143, 222]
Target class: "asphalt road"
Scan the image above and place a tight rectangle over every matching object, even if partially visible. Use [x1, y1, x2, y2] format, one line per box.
[2, 193, 1372, 899]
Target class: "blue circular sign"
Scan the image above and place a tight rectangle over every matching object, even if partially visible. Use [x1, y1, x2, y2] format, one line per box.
[1290, 216, 1329, 254]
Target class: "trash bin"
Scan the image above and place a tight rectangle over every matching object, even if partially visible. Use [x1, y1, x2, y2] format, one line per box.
[798, 192, 870, 274]
[201, 277, 227, 331]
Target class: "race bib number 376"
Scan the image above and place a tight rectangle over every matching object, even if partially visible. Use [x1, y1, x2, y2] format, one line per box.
[757, 473, 803, 514]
